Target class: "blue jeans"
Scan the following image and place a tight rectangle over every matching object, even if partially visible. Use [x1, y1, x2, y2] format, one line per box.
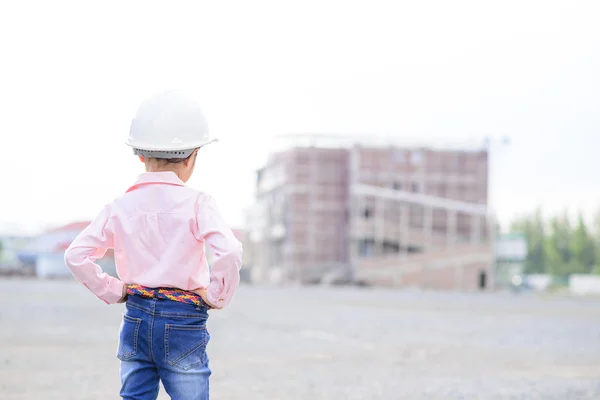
[118, 294, 211, 400]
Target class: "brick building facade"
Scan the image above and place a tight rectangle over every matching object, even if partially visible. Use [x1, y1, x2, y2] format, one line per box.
[247, 135, 494, 290]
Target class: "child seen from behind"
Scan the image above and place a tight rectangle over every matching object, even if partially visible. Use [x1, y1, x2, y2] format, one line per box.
[64, 90, 243, 400]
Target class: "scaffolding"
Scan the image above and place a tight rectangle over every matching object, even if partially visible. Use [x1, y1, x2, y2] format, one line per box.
[247, 135, 494, 289]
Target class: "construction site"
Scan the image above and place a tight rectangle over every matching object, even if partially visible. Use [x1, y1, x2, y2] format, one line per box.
[245, 134, 495, 291]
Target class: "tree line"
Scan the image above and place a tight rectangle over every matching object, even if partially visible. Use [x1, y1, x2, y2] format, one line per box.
[510, 209, 600, 276]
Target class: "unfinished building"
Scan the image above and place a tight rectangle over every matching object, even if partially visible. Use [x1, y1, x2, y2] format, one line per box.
[246, 134, 495, 290]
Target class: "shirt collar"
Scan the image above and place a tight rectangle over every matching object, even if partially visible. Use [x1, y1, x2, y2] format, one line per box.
[126, 171, 185, 192]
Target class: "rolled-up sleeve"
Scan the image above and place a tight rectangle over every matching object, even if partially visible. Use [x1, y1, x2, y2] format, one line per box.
[196, 195, 243, 309]
[64, 205, 124, 304]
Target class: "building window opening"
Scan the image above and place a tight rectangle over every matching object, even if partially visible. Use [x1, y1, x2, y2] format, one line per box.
[479, 270, 487, 290]
[383, 241, 400, 254]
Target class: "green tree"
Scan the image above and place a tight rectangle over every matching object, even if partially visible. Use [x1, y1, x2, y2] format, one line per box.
[510, 208, 600, 276]
[544, 213, 574, 276]
[569, 214, 595, 273]
[593, 210, 600, 274]
[511, 208, 546, 274]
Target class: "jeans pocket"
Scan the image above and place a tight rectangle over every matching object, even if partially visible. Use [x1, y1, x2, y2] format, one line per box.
[165, 324, 210, 371]
[117, 314, 142, 361]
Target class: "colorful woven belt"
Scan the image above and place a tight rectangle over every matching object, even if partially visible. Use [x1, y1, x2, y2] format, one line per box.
[126, 284, 208, 308]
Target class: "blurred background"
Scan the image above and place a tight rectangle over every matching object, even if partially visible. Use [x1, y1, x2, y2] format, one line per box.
[1, 1, 599, 399]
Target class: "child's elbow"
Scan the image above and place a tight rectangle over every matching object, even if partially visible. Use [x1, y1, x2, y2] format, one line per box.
[212, 241, 243, 270]
[225, 242, 243, 268]
[234, 242, 243, 257]
[64, 245, 81, 270]
[230, 242, 243, 264]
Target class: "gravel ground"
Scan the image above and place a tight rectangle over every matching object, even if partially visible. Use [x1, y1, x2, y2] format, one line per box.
[1, 279, 599, 399]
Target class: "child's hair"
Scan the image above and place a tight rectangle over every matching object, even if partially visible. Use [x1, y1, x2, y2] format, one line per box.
[144, 148, 198, 165]
[152, 157, 190, 165]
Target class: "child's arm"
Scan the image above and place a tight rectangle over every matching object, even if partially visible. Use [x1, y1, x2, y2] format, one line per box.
[64, 205, 126, 304]
[196, 195, 243, 309]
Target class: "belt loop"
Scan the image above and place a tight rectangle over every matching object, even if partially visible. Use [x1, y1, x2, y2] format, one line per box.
[153, 288, 160, 299]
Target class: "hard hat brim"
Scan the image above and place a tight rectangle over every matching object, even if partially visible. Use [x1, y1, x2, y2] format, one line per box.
[125, 137, 217, 151]
[132, 148, 196, 159]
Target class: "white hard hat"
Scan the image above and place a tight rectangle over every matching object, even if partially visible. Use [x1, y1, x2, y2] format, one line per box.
[126, 90, 216, 159]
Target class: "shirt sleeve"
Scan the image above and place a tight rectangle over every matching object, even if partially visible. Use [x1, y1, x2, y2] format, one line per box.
[196, 195, 243, 309]
[64, 205, 125, 304]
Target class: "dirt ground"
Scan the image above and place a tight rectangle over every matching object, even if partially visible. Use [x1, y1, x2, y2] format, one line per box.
[1, 279, 599, 399]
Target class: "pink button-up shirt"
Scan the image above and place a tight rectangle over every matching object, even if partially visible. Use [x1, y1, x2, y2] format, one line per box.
[64, 171, 243, 308]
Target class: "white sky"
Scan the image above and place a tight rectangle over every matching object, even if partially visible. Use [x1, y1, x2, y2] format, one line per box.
[1, 0, 599, 234]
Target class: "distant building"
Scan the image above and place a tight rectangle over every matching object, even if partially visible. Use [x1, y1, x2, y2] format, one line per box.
[0, 235, 33, 272]
[246, 134, 495, 290]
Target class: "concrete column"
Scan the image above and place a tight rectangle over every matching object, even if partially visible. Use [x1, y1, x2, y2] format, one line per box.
[375, 196, 385, 256]
[422, 206, 433, 288]
[470, 214, 482, 244]
[307, 148, 318, 281]
[424, 205, 433, 249]
[447, 210, 457, 249]
[351, 194, 362, 263]
[347, 146, 360, 282]
[487, 212, 497, 291]
[401, 203, 409, 259]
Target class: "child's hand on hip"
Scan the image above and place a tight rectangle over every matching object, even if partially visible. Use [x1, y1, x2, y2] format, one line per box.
[193, 288, 219, 309]
[117, 284, 129, 303]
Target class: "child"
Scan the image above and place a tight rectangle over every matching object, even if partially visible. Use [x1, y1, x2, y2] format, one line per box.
[64, 90, 243, 400]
